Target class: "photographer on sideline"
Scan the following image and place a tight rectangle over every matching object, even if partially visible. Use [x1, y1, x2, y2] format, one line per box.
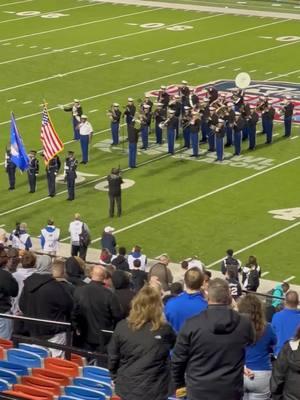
[107, 167, 123, 218]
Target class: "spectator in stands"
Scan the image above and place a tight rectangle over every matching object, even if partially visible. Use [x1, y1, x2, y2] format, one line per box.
[12, 251, 36, 315]
[148, 255, 173, 292]
[220, 248, 241, 280]
[0, 249, 18, 339]
[10, 222, 32, 251]
[238, 294, 276, 400]
[171, 278, 254, 400]
[112, 270, 135, 318]
[165, 267, 208, 333]
[65, 256, 86, 288]
[103, 265, 115, 289]
[99, 248, 112, 266]
[203, 269, 212, 294]
[128, 245, 147, 271]
[111, 246, 129, 272]
[108, 285, 176, 400]
[272, 290, 300, 356]
[0, 228, 7, 249]
[272, 282, 290, 311]
[68, 213, 90, 260]
[52, 259, 74, 297]
[35, 254, 52, 274]
[226, 268, 242, 301]
[19, 257, 73, 357]
[131, 259, 148, 292]
[101, 226, 117, 255]
[271, 326, 300, 400]
[242, 256, 261, 292]
[72, 265, 122, 352]
[187, 256, 205, 271]
[6, 247, 20, 273]
[163, 282, 184, 305]
[40, 218, 60, 256]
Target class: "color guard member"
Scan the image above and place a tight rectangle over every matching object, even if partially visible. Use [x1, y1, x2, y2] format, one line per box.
[27, 150, 39, 193]
[5, 149, 16, 191]
[46, 155, 61, 197]
[64, 151, 78, 201]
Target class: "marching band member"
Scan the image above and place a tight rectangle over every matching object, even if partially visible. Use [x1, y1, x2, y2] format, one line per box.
[64, 151, 78, 201]
[257, 96, 269, 134]
[224, 102, 235, 147]
[27, 150, 39, 193]
[264, 104, 276, 144]
[63, 99, 83, 140]
[124, 98, 136, 133]
[282, 96, 294, 137]
[108, 103, 121, 145]
[232, 88, 244, 111]
[169, 94, 182, 138]
[233, 112, 245, 156]
[190, 111, 201, 158]
[153, 103, 166, 144]
[157, 86, 170, 109]
[46, 155, 61, 197]
[188, 88, 200, 109]
[166, 109, 178, 155]
[215, 119, 226, 162]
[182, 106, 192, 148]
[207, 106, 218, 152]
[78, 115, 93, 164]
[200, 100, 210, 143]
[241, 102, 251, 141]
[207, 86, 218, 104]
[141, 95, 154, 112]
[128, 120, 140, 168]
[248, 105, 259, 150]
[5, 149, 16, 191]
[140, 105, 152, 150]
[179, 80, 190, 107]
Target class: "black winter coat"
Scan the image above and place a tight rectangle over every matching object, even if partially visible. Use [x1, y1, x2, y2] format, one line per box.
[19, 273, 73, 337]
[72, 281, 122, 347]
[171, 305, 254, 400]
[108, 319, 176, 400]
[271, 339, 300, 400]
[112, 255, 130, 272]
[0, 268, 18, 313]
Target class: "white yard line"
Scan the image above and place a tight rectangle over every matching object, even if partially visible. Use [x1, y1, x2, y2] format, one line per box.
[0, 13, 221, 66]
[0, 0, 33, 7]
[261, 271, 270, 277]
[89, 156, 300, 243]
[0, 19, 292, 93]
[206, 221, 300, 268]
[283, 276, 296, 282]
[0, 42, 299, 130]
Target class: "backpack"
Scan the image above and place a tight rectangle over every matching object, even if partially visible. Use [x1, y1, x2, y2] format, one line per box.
[79, 223, 91, 247]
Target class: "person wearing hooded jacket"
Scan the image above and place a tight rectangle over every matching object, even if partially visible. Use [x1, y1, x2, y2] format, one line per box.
[40, 219, 60, 256]
[112, 270, 135, 318]
[65, 256, 86, 287]
[171, 278, 254, 400]
[111, 247, 130, 272]
[271, 326, 300, 400]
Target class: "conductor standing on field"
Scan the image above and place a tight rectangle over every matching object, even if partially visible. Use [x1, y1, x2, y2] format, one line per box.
[107, 167, 123, 218]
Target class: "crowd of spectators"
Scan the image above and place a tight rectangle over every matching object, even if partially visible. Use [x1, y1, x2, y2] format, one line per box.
[0, 232, 300, 400]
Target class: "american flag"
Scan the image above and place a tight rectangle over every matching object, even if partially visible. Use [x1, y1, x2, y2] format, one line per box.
[40, 105, 64, 163]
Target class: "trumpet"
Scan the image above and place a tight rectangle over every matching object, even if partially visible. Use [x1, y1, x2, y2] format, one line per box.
[106, 106, 116, 119]
[159, 117, 170, 129]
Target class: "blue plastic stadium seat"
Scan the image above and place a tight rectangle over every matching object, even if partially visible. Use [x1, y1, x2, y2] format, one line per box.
[0, 378, 10, 391]
[64, 386, 106, 400]
[0, 368, 18, 384]
[59, 397, 78, 400]
[18, 343, 50, 359]
[0, 360, 28, 376]
[73, 377, 113, 396]
[82, 366, 112, 383]
[7, 349, 43, 368]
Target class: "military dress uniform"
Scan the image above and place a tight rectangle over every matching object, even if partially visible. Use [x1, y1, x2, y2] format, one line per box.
[264, 106, 276, 144]
[153, 104, 166, 144]
[182, 107, 192, 148]
[179, 81, 190, 108]
[166, 111, 178, 155]
[283, 98, 294, 137]
[110, 104, 122, 145]
[190, 113, 201, 157]
[208, 108, 218, 152]
[140, 106, 152, 150]
[233, 113, 245, 156]
[224, 104, 235, 147]
[124, 98, 136, 133]
[200, 103, 210, 143]
[169, 96, 182, 138]
[5, 151, 16, 190]
[27, 151, 39, 193]
[64, 152, 78, 200]
[157, 86, 170, 109]
[79, 115, 93, 164]
[64, 99, 83, 140]
[46, 155, 61, 197]
[241, 103, 251, 141]
[248, 107, 259, 150]
[128, 122, 140, 168]
[215, 120, 226, 161]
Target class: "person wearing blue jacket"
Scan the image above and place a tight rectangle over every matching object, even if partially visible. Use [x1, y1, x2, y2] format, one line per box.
[272, 291, 300, 356]
[238, 294, 276, 400]
[164, 267, 207, 333]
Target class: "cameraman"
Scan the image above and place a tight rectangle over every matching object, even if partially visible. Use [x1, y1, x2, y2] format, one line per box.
[107, 167, 123, 218]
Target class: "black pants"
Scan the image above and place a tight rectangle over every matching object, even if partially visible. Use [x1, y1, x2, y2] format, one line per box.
[109, 194, 121, 217]
[71, 244, 87, 261]
[7, 167, 16, 189]
[47, 171, 56, 196]
[67, 176, 75, 200]
[28, 172, 36, 192]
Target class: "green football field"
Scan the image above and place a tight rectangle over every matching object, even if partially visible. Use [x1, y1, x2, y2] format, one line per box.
[0, 0, 300, 283]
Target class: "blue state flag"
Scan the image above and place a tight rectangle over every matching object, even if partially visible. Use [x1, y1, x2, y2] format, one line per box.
[10, 112, 29, 171]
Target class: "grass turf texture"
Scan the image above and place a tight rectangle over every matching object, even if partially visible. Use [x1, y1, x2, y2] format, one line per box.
[0, 0, 299, 283]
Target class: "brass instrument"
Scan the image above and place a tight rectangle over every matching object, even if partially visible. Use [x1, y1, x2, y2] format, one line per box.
[159, 117, 171, 129]
[106, 105, 117, 120]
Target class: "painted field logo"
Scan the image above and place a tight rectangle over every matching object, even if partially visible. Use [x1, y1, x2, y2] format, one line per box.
[146, 80, 300, 123]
